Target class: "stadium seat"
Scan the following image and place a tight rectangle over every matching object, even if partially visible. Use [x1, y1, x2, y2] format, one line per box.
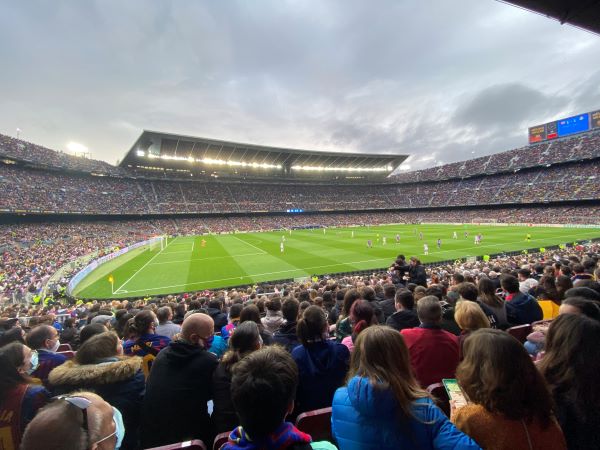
[507, 324, 532, 344]
[57, 350, 75, 360]
[426, 383, 450, 417]
[57, 343, 72, 352]
[213, 432, 230, 450]
[538, 300, 560, 320]
[295, 407, 333, 442]
[145, 439, 206, 450]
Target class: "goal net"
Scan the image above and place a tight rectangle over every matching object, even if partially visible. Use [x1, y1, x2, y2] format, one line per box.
[472, 218, 497, 224]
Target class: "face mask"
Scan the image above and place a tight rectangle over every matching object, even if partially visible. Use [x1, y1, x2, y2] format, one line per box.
[49, 339, 60, 353]
[27, 351, 39, 375]
[113, 406, 125, 449]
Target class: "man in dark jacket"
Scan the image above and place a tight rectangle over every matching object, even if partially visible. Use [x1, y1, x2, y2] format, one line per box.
[141, 313, 218, 448]
[377, 284, 397, 321]
[386, 289, 419, 331]
[501, 275, 543, 325]
[206, 298, 228, 331]
[408, 257, 427, 287]
[273, 298, 300, 352]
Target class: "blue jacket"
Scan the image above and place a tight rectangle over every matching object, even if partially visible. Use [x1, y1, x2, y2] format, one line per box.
[506, 292, 543, 325]
[291, 341, 349, 415]
[332, 376, 481, 450]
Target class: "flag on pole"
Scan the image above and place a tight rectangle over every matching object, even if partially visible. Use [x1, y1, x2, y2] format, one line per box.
[108, 274, 114, 284]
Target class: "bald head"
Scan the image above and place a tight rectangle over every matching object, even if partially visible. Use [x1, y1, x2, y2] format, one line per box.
[21, 392, 116, 450]
[181, 313, 214, 344]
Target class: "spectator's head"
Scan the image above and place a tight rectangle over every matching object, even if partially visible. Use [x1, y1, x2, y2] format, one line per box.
[455, 301, 490, 332]
[126, 310, 157, 339]
[297, 305, 328, 345]
[0, 326, 26, 347]
[394, 289, 414, 311]
[0, 342, 37, 398]
[342, 288, 361, 317]
[349, 326, 426, 418]
[20, 391, 122, 450]
[281, 298, 300, 323]
[26, 325, 60, 352]
[181, 313, 214, 350]
[538, 314, 600, 418]
[451, 273, 465, 286]
[517, 268, 531, 281]
[156, 306, 173, 325]
[231, 346, 298, 438]
[240, 304, 262, 326]
[208, 298, 223, 311]
[564, 286, 600, 302]
[558, 297, 600, 320]
[360, 286, 376, 302]
[457, 329, 553, 424]
[226, 303, 242, 324]
[265, 297, 282, 312]
[349, 300, 376, 336]
[79, 324, 109, 346]
[416, 296, 442, 326]
[75, 332, 122, 365]
[456, 282, 479, 302]
[221, 321, 262, 371]
[555, 275, 573, 298]
[500, 275, 520, 294]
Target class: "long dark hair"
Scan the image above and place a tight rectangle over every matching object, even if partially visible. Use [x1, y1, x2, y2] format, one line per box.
[221, 321, 260, 372]
[477, 277, 504, 308]
[538, 314, 600, 423]
[0, 342, 29, 401]
[126, 310, 156, 339]
[297, 306, 328, 345]
[457, 329, 554, 426]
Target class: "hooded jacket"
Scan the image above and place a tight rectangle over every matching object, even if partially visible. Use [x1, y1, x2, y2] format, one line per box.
[332, 376, 481, 450]
[49, 357, 145, 450]
[385, 310, 420, 332]
[261, 310, 285, 334]
[140, 340, 218, 448]
[506, 292, 543, 325]
[273, 321, 300, 352]
[291, 341, 349, 415]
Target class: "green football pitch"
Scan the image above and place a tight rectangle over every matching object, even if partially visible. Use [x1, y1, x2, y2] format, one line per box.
[72, 223, 600, 299]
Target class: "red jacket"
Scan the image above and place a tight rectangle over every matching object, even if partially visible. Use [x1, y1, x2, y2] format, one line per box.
[400, 326, 459, 388]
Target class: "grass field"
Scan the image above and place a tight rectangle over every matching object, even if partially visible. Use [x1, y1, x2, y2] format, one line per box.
[72, 223, 600, 299]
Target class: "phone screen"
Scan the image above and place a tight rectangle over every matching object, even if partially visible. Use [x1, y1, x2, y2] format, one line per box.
[443, 379, 468, 408]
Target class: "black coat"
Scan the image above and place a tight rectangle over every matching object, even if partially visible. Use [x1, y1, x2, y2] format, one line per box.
[378, 299, 396, 321]
[385, 310, 420, 332]
[273, 321, 300, 352]
[409, 264, 427, 287]
[211, 363, 237, 435]
[140, 341, 218, 448]
[206, 308, 228, 331]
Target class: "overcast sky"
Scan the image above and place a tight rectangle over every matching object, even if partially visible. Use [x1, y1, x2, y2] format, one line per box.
[1, 0, 599, 171]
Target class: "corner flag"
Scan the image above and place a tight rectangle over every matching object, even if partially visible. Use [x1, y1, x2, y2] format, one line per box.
[108, 274, 114, 284]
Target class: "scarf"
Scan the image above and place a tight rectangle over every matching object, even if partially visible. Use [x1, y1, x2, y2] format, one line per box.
[221, 422, 311, 450]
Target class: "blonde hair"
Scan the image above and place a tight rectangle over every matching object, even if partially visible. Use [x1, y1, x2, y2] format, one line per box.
[454, 301, 490, 332]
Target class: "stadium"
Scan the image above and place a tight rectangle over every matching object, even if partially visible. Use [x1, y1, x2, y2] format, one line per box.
[2, 1, 600, 450]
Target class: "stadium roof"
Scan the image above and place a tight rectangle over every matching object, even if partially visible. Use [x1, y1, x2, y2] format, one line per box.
[120, 130, 408, 181]
[501, 0, 600, 35]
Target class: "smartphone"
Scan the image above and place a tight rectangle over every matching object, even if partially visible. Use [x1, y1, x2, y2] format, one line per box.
[442, 379, 468, 408]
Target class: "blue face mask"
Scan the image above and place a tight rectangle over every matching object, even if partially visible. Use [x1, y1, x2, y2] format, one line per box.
[113, 406, 125, 449]
[203, 335, 215, 350]
[27, 351, 39, 375]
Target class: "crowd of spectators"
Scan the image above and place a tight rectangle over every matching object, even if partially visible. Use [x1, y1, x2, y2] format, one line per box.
[393, 130, 600, 183]
[0, 241, 598, 449]
[1, 159, 598, 214]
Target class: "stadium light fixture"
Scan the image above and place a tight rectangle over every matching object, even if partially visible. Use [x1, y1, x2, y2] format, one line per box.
[144, 153, 282, 169]
[136, 150, 145, 157]
[291, 165, 390, 172]
[67, 142, 88, 155]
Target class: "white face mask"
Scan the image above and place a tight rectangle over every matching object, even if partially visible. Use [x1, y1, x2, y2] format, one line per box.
[49, 339, 60, 352]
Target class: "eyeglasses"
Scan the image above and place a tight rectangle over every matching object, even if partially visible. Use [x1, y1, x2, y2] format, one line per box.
[53, 395, 116, 447]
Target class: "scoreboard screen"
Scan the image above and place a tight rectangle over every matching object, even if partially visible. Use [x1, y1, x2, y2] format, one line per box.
[528, 124, 546, 143]
[557, 113, 590, 137]
[528, 109, 596, 144]
[592, 110, 600, 129]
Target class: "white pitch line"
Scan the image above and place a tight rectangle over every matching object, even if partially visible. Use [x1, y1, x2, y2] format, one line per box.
[113, 236, 177, 294]
[191, 240, 195, 252]
[230, 235, 268, 254]
[149, 252, 265, 266]
[113, 232, 597, 295]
